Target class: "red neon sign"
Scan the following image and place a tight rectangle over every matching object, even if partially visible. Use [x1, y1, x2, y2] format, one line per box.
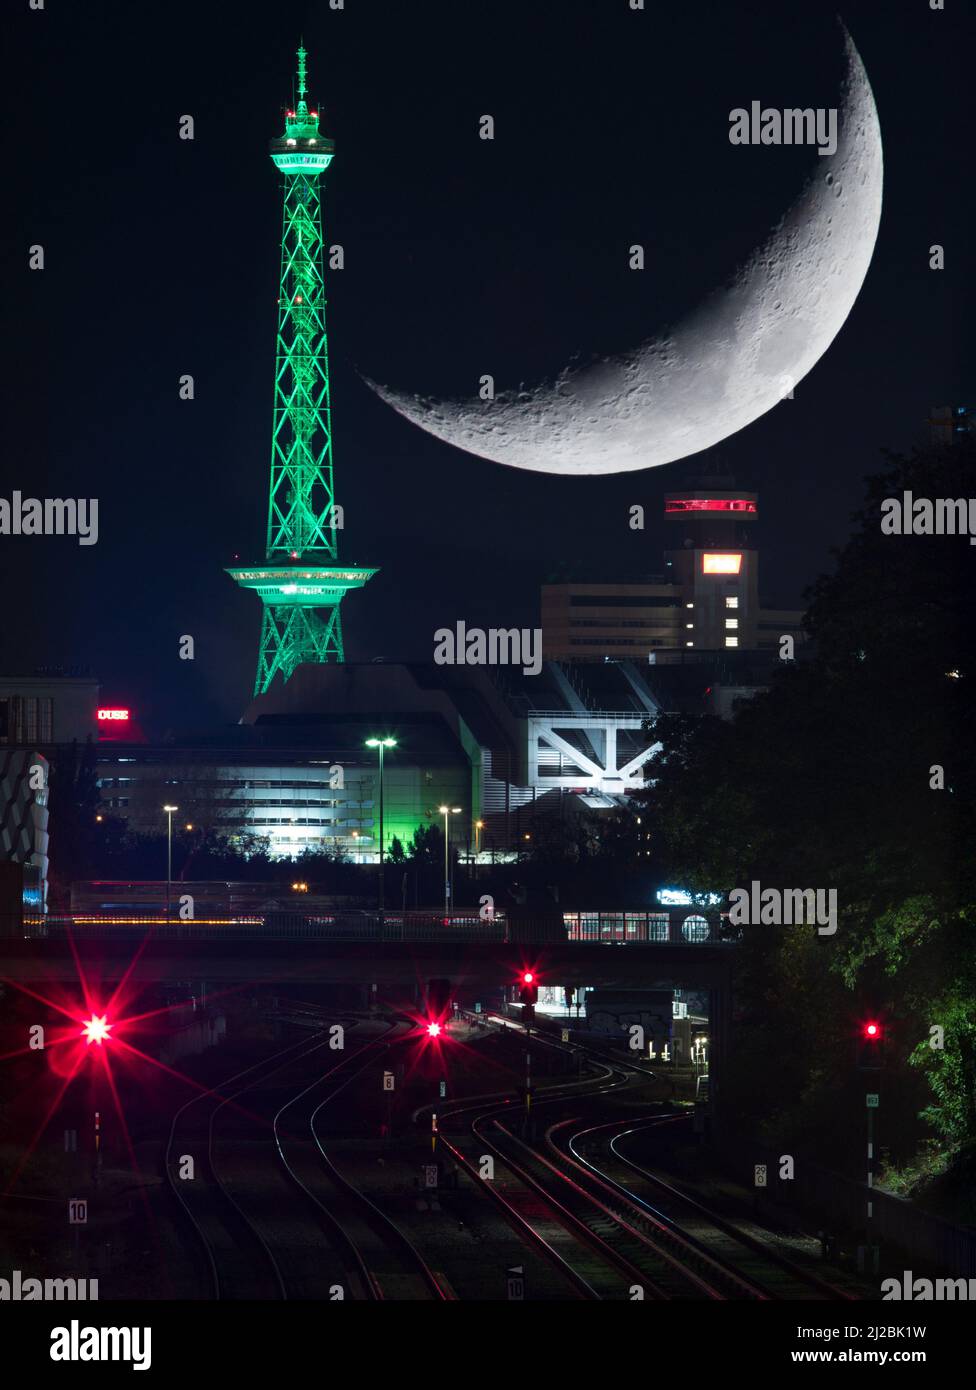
[97, 708, 130, 722]
[665, 498, 757, 514]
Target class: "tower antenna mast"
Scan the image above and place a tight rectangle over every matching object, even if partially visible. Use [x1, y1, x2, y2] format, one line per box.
[228, 46, 377, 696]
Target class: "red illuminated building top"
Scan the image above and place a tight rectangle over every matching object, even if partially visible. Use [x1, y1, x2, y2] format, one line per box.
[664, 498, 757, 514]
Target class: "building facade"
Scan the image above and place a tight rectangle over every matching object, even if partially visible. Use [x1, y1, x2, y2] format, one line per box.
[95, 734, 471, 863]
[0, 749, 50, 909]
[0, 673, 100, 746]
[542, 484, 806, 661]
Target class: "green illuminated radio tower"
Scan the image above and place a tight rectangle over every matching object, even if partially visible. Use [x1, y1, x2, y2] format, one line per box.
[228, 45, 376, 695]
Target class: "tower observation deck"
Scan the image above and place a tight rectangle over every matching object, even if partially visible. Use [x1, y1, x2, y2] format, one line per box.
[228, 45, 376, 696]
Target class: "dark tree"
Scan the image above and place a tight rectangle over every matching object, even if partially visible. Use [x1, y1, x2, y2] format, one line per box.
[635, 441, 976, 1184]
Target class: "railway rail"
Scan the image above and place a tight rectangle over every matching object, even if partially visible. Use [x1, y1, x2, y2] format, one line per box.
[165, 1007, 441, 1298]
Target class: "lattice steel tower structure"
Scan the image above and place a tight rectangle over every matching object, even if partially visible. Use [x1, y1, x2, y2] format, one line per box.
[228, 46, 376, 695]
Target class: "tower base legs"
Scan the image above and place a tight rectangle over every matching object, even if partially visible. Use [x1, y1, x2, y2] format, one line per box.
[254, 602, 344, 695]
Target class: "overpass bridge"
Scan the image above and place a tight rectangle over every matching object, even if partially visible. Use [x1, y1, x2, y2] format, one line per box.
[0, 912, 734, 1109]
[2, 913, 734, 989]
[3, 910, 733, 985]
[0, 927, 733, 991]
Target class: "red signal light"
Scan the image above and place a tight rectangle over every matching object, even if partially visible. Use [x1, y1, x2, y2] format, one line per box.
[519, 969, 539, 1013]
[856, 1019, 885, 1070]
[426, 1021, 442, 1038]
[82, 1014, 111, 1046]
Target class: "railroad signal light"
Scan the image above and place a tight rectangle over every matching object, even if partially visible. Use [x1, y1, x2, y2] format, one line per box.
[82, 1014, 111, 1046]
[856, 1019, 885, 1071]
[426, 1021, 442, 1039]
[518, 970, 538, 1009]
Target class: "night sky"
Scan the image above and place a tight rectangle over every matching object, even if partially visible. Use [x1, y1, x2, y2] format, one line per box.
[3, 0, 970, 735]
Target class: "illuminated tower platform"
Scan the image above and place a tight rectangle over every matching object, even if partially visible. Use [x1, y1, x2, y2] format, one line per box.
[228, 46, 376, 695]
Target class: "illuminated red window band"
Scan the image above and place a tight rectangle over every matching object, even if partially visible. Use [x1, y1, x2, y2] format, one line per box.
[97, 708, 130, 722]
[665, 498, 757, 513]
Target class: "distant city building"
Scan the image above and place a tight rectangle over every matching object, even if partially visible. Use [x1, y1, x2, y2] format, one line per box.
[0, 672, 100, 746]
[0, 673, 92, 910]
[541, 482, 806, 661]
[4, 479, 811, 870]
[95, 725, 470, 863]
[0, 645, 788, 870]
[91, 661, 669, 860]
[0, 749, 49, 910]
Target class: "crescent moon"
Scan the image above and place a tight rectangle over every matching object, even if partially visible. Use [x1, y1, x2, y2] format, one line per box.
[367, 27, 882, 476]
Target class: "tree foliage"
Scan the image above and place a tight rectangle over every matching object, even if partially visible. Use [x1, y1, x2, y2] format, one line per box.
[636, 441, 976, 1173]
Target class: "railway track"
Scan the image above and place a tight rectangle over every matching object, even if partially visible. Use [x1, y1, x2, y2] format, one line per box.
[430, 1015, 847, 1300]
[166, 1010, 451, 1300]
[273, 1030, 451, 1301]
[469, 1102, 758, 1299]
[569, 1114, 857, 1300]
[164, 1017, 342, 1299]
[430, 1026, 680, 1298]
[166, 1006, 859, 1301]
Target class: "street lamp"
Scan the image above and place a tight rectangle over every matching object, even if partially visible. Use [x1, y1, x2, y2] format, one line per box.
[365, 737, 397, 915]
[163, 805, 178, 921]
[438, 805, 462, 916]
[471, 818, 486, 881]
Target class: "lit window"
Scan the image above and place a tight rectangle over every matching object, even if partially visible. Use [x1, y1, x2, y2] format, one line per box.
[725, 618, 738, 629]
[682, 914, 711, 943]
[703, 553, 742, 575]
[665, 499, 757, 515]
[725, 636, 738, 648]
[725, 596, 738, 609]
